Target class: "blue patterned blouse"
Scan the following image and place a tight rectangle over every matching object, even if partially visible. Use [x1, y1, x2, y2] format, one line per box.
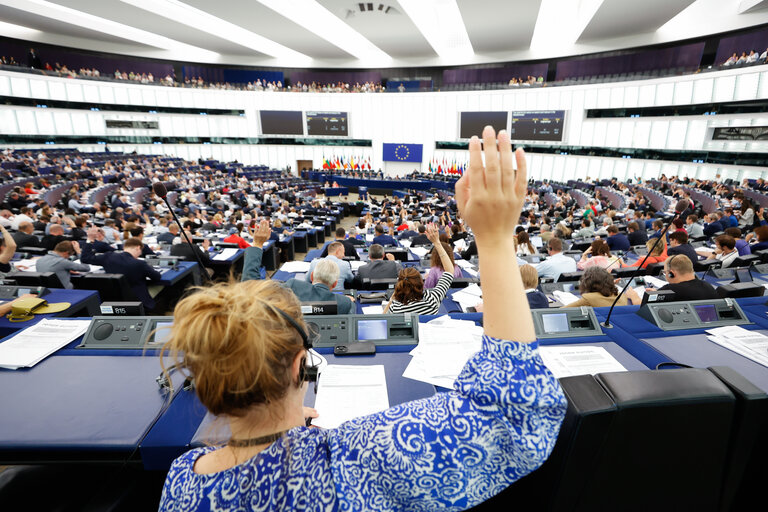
[159, 336, 566, 511]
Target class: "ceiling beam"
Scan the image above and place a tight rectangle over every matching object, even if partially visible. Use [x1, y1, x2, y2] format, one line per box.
[397, 0, 474, 60]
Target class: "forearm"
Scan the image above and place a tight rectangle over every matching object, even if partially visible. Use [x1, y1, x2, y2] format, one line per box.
[0, 227, 15, 264]
[478, 239, 535, 342]
[434, 245, 454, 275]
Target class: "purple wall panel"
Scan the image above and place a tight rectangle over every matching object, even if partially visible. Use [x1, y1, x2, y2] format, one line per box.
[715, 27, 768, 64]
[288, 70, 382, 85]
[442, 63, 548, 84]
[555, 43, 705, 80]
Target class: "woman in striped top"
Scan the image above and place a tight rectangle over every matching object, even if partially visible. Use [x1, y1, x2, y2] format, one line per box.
[385, 224, 454, 315]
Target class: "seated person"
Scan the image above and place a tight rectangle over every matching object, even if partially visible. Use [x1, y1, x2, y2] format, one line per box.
[353, 243, 401, 287]
[724, 227, 751, 256]
[372, 224, 397, 247]
[535, 238, 577, 281]
[320, 228, 361, 260]
[170, 231, 215, 275]
[699, 234, 739, 268]
[424, 241, 462, 289]
[81, 237, 163, 311]
[563, 266, 634, 308]
[157, 223, 179, 244]
[385, 224, 454, 315]
[703, 214, 725, 238]
[515, 232, 536, 256]
[241, 220, 271, 282]
[625, 238, 667, 269]
[626, 254, 718, 304]
[685, 214, 704, 239]
[35, 241, 89, 289]
[605, 225, 630, 252]
[40, 224, 68, 251]
[574, 218, 595, 239]
[666, 231, 698, 267]
[409, 224, 431, 246]
[746, 225, 768, 252]
[12, 221, 40, 249]
[125, 225, 156, 258]
[284, 259, 353, 314]
[520, 264, 549, 309]
[223, 224, 251, 249]
[626, 221, 648, 247]
[0, 224, 17, 278]
[306, 242, 353, 291]
[577, 240, 622, 271]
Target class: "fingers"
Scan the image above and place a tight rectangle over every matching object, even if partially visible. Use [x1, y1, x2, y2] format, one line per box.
[468, 135, 483, 193]
[498, 130, 514, 194]
[482, 126, 500, 191]
[514, 148, 528, 199]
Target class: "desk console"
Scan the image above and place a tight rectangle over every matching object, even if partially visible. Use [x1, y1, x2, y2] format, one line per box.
[0, 285, 48, 300]
[532, 307, 603, 339]
[636, 299, 750, 331]
[77, 316, 172, 349]
[306, 314, 419, 347]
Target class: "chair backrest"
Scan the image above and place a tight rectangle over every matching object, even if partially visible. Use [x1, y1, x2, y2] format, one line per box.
[557, 271, 584, 283]
[75, 273, 138, 303]
[12, 271, 64, 289]
[360, 278, 398, 290]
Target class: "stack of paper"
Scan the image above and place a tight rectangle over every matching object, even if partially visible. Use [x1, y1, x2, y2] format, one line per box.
[280, 261, 312, 273]
[410, 246, 430, 258]
[454, 259, 475, 270]
[350, 260, 367, 271]
[362, 304, 385, 315]
[451, 283, 483, 312]
[12, 258, 39, 272]
[400, 240, 412, 249]
[213, 248, 239, 261]
[539, 345, 627, 378]
[643, 276, 668, 289]
[706, 326, 768, 367]
[0, 319, 91, 370]
[553, 290, 580, 306]
[402, 316, 483, 388]
[313, 365, 389, 428]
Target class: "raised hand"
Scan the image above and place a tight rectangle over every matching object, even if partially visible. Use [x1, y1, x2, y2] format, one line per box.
[454, 126, 527, 243]
[425, 223, 440, 244]
[251, 219, 271, 247]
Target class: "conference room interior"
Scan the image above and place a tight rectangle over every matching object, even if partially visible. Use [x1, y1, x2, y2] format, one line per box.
[3, 1, 768, 510]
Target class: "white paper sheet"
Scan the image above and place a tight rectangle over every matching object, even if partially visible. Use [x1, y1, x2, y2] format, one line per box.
[212, 248, 239, 261]
[706, 326, 768, 367]
[538, 345, 627, 378]
[280, 261, 312, 273]
[312, 365, 389, 429]
[350, 260, 367, 271]
[410, 246, 430, 258]
[552, 290, 580, 306]
[0, 319, 91, 370]
[362, 305, 384, 315]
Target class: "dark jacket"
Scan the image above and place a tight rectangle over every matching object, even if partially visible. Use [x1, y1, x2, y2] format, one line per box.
[81, 243, 162, 309]
[627, 230, 648, 247]
[606, 233, 630, 252]
[170, 242, 214, 269]
[320, 239, 360, 260]
[41, 234, 68, 251]
[667, 243, 700, 268]
[12, 231, 40, 248]
[526, 290, 550, 309]
[241, 247, 264, 282]
[284, 279, 353, 314]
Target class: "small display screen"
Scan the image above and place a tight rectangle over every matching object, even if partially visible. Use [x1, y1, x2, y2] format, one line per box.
[306, 111, 348, 136]
[541, 313, 569, 333]
[694, 305, 718, 323]
[561, 283, 575, 293]
[17, 288, 30, 296]
[152, 321, 174, 344]
[510, 111, 565, 141]
[357, 319, 388, 340]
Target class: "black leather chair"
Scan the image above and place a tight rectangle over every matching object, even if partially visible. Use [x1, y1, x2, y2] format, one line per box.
[557, 271, 584, 283]
[72, 273, 139, 303]
[11, 271, 65, 289]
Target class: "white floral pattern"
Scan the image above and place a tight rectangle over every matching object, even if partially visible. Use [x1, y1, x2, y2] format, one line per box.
[159, 336, 566, 511]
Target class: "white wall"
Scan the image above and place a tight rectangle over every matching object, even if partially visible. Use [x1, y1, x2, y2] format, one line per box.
[1, 65, 768, 183]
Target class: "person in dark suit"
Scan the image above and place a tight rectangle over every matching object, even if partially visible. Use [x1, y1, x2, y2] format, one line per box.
[81, 237, 163, 311]
[170, 231, 215, 275]
[11, 222, 40, 248]
[605, 225, 630, 252]
[410, 224, 431, 246]
[40, 224, 68, 251]
[703, 214, 724, 238]
[521, 264, 549, 309]
[626, 221, 648, 247]
[319, 228, 360, 260]
[372, 224, 397, 246]
[353, 244, 401, 288]
[284, 259, 353, 314]
[667, 231, 699, 268]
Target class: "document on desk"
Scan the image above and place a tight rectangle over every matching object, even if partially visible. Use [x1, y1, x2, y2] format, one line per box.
[212, 248, 239, 261]
[410, 246, 430, 258]
[552, 290, 580, 306]
[350, 260, 367, 271]
[538, 345, 627, 378]
[706, 326, 768, 368]
[280, 261, 312, 273]
[403, 317, 483, 388]
[313, 365, 389, 429]
[362, 304, 385, 315]
[451, 284, 483, 312]
[0, 319, 91, 370]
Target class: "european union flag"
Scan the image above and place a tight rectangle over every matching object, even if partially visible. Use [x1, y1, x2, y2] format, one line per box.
[383, 143, 423, 163]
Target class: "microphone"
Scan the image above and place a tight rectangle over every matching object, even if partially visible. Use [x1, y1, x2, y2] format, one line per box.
[152, 181, 211, 283]
[602, 198, 690, 328]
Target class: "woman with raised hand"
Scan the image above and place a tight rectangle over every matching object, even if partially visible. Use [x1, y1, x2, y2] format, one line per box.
[158, 126, 566, 512]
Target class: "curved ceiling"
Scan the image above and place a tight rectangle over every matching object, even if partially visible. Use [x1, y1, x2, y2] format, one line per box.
[1, 0, 768, 69]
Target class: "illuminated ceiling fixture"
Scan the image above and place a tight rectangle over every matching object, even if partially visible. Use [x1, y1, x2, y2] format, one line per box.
[0, 0, 219, 59]
[530, 0, 604, 51]
[255, 0, 392, 63]
[119, 0, 312, 64]
[0, 19, 41, 39]
[397, 0, 474, 60]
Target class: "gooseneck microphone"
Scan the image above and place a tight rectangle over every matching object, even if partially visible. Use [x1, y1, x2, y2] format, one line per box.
[602, 198, 691, 328]
[153, 181, 211, 283]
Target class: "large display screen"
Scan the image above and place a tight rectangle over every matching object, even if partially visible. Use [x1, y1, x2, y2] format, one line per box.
[459, 112, 508, 139]
[259, 110, 303, 135]
[357, 319, 388, 340]
[306, 111, 348, 136]
[510, 111, 565, 141]
[541, 313, 569, 333]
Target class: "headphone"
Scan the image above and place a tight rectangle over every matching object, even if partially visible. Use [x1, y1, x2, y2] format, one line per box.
[666, 254, 679, 279]
[274, 307, 320, 384]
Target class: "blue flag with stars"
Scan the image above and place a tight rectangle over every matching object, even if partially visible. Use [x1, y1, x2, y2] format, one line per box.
[383, 143, 423, 163]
